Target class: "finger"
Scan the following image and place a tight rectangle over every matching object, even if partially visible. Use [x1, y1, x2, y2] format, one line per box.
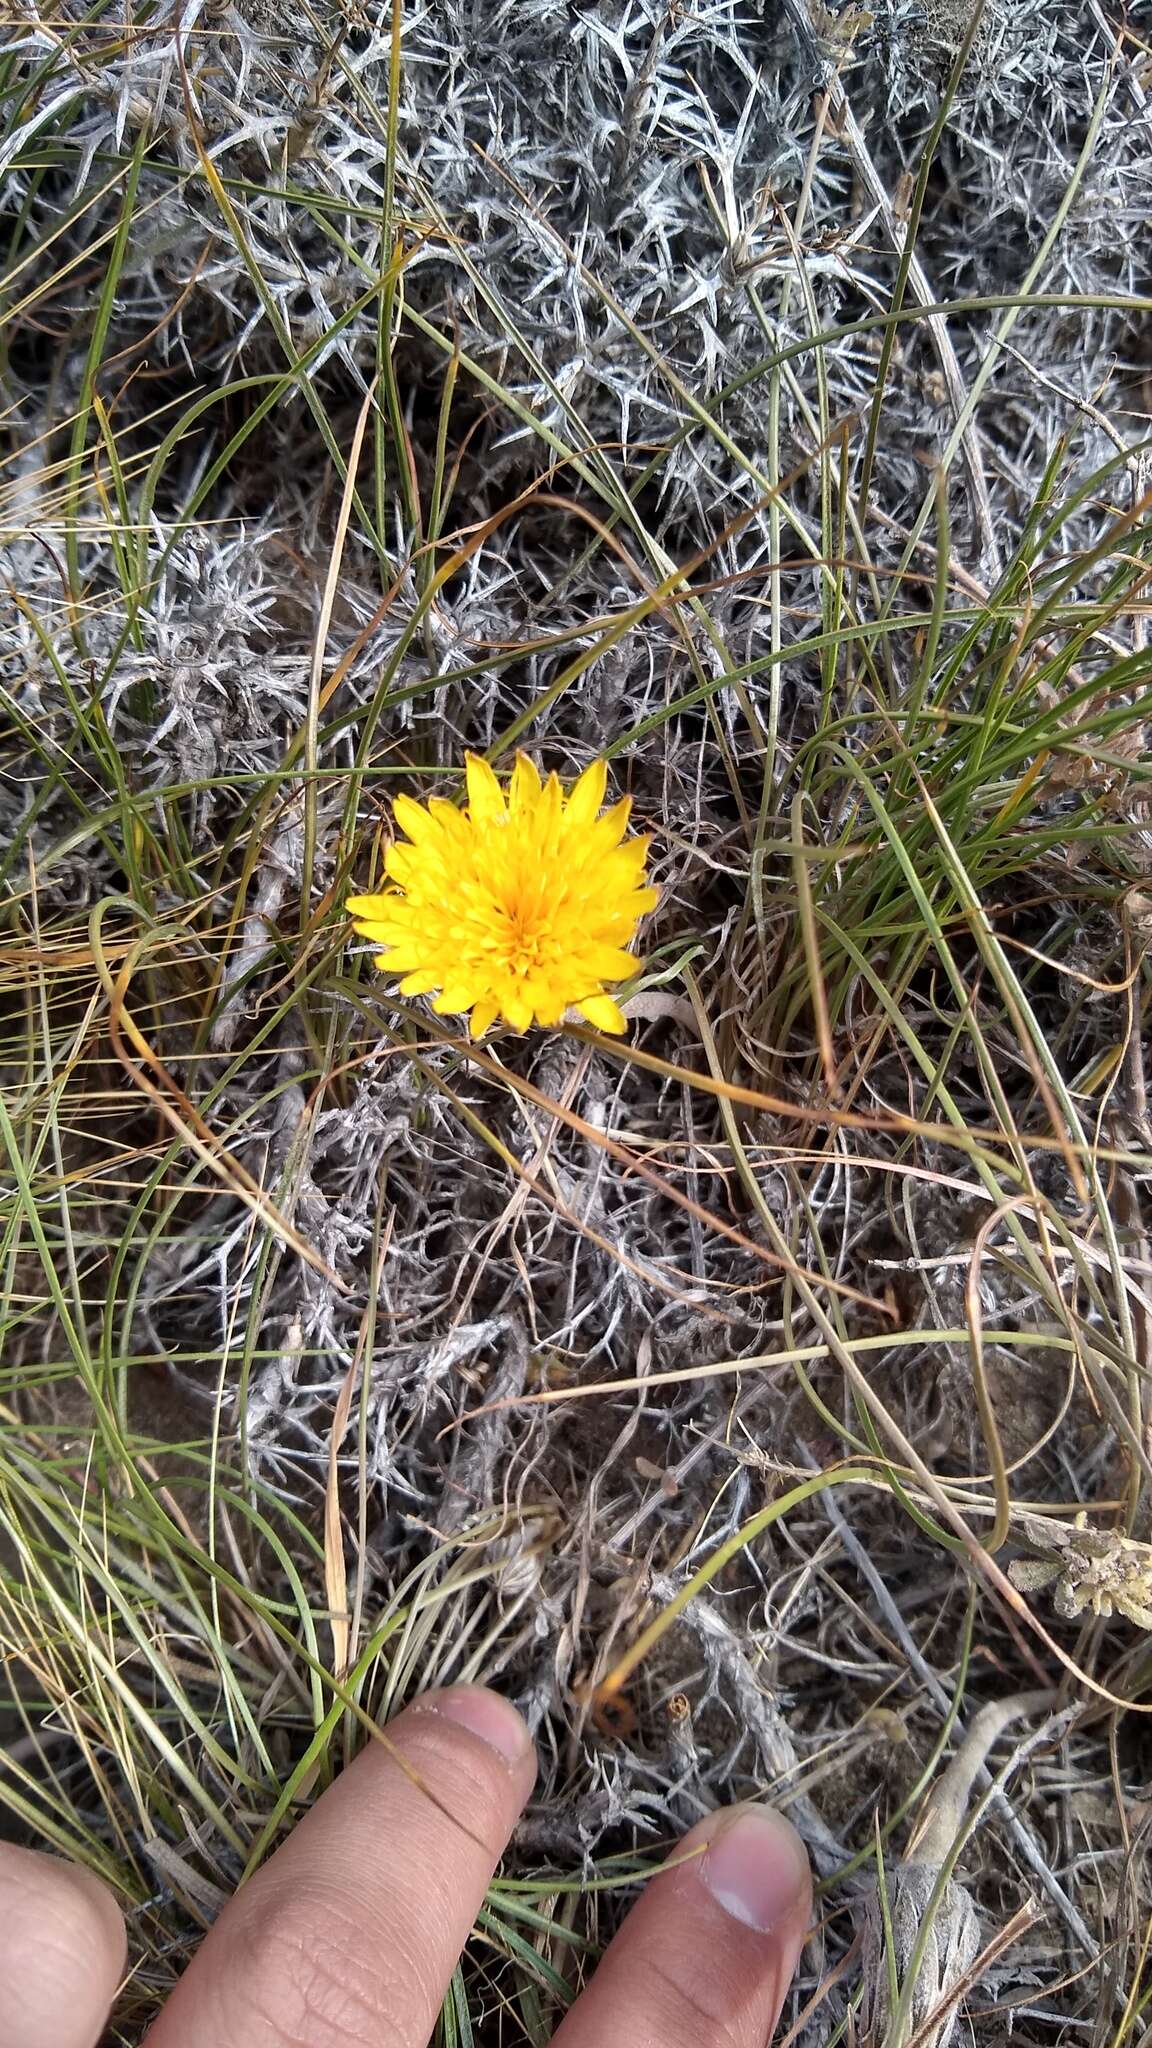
[554, 1803, 811, 2048]
[145, 1685, 535, 2048]
[0, 1841, 127, 2048]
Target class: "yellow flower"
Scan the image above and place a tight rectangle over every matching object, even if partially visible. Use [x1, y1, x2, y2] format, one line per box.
[347, 754, 658, 1037]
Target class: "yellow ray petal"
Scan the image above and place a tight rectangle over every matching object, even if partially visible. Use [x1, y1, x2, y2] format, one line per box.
[365, 942, 425, 970]
[465, 753, 507, 825]
[345, 892, 392, 917]
[392, 792, 440, 843]
[509, 753, 542, 814]
[586, 796, 632, 852]
[531, 995, 567, 1027]
[583, 944, 640, 980]
[578, 993, 628, 1033]
[433, 979, 485, 1015]
[428, 796, 470, 839]
[469, 997, 499, 1037]
[502, 988, 534, 1032]
[384, 842, 419, 884]
[565, 756, 608, 827]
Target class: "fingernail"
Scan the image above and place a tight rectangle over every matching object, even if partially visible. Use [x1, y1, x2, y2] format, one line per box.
[429, 1686, 531, 1766]
[699, 1806, 810, 1934]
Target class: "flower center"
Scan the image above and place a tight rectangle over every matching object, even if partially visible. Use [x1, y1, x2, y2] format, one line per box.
[505, 903, 555, 977]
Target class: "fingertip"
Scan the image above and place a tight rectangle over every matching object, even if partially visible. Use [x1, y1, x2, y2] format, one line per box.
[550, 1801, 811, 2048]
[65, 1858, 129, 1971]
[145, 1684, 535, 2048]
[0, 1843, 126, 2048]
[693, 1803, 812, 1936]
[415, 1684, 535, 1771]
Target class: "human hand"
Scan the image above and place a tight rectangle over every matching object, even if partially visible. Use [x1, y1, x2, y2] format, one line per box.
[1, 1686, 811, 2047]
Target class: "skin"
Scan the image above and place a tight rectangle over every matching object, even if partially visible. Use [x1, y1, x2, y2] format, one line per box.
[0, 1686, 811, 2048]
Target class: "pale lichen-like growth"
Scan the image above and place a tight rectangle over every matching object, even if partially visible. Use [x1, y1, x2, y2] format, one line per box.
[1009, 1513, 1152, 1632]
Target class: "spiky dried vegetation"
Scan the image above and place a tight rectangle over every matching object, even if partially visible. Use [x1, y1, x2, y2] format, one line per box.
[2, 0, 1151, 2041]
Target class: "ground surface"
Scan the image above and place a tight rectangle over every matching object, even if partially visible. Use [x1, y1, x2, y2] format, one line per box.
[2, 1, 1152, 2042]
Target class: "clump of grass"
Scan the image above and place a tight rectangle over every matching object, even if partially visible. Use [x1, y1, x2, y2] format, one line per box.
[3, 0, 1152, 2041]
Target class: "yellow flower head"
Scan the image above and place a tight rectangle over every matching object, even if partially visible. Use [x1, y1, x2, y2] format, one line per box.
[347, 754, 658, 1037]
